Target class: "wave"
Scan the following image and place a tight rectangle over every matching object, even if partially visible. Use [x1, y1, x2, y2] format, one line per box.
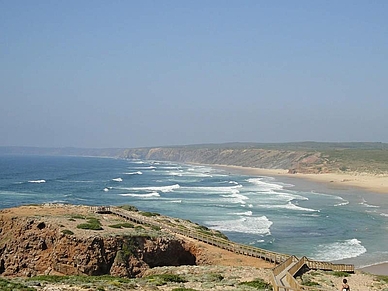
[258, 201, 317, 212]
[311, 238, 367, 261]
[120, 192, 160, 198]
[206, 216, 272, 235]
[120, 184, 180, 193]
[334, 201, 350, 207]
[124, 171, 143, 175]
[220, 193, 249, 204]
[135, 166, 156, 170]
[232, 210, 253, 216]
[169, 171, 183, 177]
[169, 200, 182, 203]
[112, 178, 123, 182]
[247, 178, 284, 192]
[103, 188, 109, 192]
[28, 180, 46, 183]
[180, 185, 242, 195]
[360, 198, 380, 208]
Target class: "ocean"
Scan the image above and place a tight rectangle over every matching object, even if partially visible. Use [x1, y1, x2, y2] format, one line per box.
[1, 154, 387, 268]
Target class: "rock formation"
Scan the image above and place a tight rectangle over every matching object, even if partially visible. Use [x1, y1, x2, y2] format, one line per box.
[0, 208, 197, 278]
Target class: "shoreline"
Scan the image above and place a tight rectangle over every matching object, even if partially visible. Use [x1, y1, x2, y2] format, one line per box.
[212, 165, 388, 194]
[211, 164, 388, 276]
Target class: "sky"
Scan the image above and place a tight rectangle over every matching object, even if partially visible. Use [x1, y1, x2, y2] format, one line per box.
[1, 1, 387, 148]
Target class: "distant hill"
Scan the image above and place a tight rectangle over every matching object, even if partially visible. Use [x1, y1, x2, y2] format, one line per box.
[2, 142, 388, 174]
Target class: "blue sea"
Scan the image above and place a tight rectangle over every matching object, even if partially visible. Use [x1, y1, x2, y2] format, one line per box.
[1, 155, 388, 268]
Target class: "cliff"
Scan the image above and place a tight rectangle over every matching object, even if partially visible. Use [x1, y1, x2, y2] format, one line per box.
[0, 205, 203, 278]
[120, 147, 325, 173]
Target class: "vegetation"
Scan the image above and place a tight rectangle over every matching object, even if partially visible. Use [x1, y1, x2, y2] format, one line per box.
[77, 217, 103, 230]
[376, 275, 388, 283]
[196, 224, 229, 240]
[141, 211, 161, 217]
[119, 205, 139, 212]
[331, 271, 350, 277]
[239, 278, 271, 289]
[0, 277, 35, 291]
[145, 274, 187, 285]
[109, 222, 134, 229]
[70, 214, 86, 219]
[61, 229, 74, 235]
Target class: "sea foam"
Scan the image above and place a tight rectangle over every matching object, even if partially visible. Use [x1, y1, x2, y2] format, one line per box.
[120, 192, 160, 198]
[124, 171, 143, 175]
[28, 180, 46, 183]
[122, 184, 180, 193]
[207, 216, 272, 235]
[312, 238, 367, 261]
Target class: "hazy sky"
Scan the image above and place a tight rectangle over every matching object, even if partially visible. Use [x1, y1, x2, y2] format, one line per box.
[1, 1, 387, 148]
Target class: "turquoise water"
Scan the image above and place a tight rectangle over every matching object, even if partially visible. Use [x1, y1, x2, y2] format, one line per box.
[1, 154, 387, 268]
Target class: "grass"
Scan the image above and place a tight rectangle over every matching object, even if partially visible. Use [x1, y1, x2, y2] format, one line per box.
[145, 274, 187, 286]
[376, 275, 388, 283]
[140, 211, 161, 217]
[77, 217, 103, 230]
[239, 278, 271, 289]
[108, 222, 134, 229]
[331, 271, 350, 278]
[118, 205, 139, 212]
[0, 277, 35, 291]
[70, 214, 86, 219]
[61, 229, 74, 235]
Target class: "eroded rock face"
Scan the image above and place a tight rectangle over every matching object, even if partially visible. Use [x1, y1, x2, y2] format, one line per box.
[0, 216, 196, 278]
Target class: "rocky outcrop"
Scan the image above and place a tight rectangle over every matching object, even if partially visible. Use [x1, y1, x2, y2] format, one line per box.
[0, 216, 196, 278]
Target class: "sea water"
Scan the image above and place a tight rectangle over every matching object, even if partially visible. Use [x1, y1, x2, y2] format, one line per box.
[1, 154, 387, 268]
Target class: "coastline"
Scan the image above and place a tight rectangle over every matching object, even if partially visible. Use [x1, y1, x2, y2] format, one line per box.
[211, 164, 388, 276]
[212, 165, 388, 194]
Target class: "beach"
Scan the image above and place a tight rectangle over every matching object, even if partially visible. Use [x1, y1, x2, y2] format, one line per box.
[212, 165, 388, 194]
[213, 164, 388, 276]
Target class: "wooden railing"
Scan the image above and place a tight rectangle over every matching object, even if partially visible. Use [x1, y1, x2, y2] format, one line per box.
[108, 206, 291, 265]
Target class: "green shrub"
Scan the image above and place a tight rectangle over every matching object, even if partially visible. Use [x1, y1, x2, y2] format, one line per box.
[141, 211, 160, 217]
[146, 274, 187, 286]
[0, 278, 35, 291]
[376, 275, 388, 283]
[61, 229, 74, 235]
[119, 205, 139, 212]
[77, 217, 103, 230]
[331, 271, 350, 278]
[70, 214, 86, 219]
[151, 225, 161, 231]
[204, 273, 224, 282]
[239, 278, 271, 289]
[109, 223, 134, 229]
[303, 280, 320, 286]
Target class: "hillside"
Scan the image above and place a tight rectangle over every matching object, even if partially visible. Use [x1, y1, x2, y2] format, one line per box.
[2, 142, 388, 174]
[120, 142, 388, 174]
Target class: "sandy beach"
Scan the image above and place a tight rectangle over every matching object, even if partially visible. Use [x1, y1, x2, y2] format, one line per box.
[213, 165, 388, 194]
[212, 164, 388, 276]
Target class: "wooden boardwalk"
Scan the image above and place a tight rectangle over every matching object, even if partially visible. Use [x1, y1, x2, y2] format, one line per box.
[93, 206, 354, 291]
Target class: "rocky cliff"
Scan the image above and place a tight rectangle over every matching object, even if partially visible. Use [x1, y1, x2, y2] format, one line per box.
[0, 205, 199, 278]
[120, 147, 325, 173]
